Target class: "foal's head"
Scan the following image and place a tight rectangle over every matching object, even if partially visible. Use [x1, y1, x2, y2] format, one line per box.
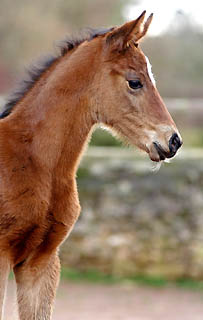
[93, 11, 182, 162]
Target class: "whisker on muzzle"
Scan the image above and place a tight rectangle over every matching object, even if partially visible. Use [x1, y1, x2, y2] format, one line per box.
[151, 161, 162, 172]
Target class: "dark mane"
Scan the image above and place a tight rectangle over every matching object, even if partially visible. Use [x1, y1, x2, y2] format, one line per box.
[0, 27, 113, 119]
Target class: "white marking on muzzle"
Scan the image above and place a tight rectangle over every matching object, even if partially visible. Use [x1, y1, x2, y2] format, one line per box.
[145, 55, 156, 86]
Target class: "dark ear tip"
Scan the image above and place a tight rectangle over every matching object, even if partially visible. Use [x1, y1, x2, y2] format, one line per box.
[140, 10, 146, 18]
[146, 13, 154, 23]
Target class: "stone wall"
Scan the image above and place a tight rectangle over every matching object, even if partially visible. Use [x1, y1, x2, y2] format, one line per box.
[60, 147, 203, 280]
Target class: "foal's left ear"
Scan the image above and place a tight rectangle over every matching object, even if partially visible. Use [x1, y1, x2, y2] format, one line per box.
[106, 11, 153, 51]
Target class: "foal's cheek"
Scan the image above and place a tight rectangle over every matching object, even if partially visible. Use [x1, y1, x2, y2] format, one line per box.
[123, 91, 143, 114]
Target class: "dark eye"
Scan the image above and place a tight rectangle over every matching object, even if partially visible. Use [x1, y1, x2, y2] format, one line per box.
[128, 80, 143, 90]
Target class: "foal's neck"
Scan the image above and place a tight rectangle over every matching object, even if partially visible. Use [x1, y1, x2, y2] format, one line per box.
[4, 43, 99, 178]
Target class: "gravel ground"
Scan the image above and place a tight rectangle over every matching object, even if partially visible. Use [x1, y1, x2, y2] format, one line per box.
[4, 280, 203, 320]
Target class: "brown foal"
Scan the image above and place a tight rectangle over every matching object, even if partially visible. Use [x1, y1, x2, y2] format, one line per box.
[0, 11, 182, 320]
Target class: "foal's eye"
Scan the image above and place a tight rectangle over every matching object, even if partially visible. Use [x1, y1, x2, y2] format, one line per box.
[127, 80, 143, 90]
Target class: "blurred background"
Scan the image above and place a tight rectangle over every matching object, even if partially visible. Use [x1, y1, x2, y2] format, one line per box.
[2, 0, 203, 319]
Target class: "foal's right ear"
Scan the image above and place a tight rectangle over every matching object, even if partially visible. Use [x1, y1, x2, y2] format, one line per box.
[106, 11, 153, 51]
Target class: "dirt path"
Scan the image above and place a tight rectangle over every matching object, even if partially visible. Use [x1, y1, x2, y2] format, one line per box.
[4, 280, 203, 320]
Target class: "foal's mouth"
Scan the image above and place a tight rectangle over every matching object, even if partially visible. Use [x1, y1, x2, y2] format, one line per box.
[153, 133, 183, 161]
[148, 132, 183, 162]
[153, 142, 176, 161]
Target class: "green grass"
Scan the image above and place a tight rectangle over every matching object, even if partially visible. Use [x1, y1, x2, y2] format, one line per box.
[181, 128, 203, 148]
[9, 267, 203, 291]
[90, 128, 122, 147]
[61, 268, 119, 284]
[61, 267, 203, 291]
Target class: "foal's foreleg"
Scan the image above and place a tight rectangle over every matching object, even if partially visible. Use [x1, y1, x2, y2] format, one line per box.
[0, 256, 10, 320]
[14, 252, 60, 320]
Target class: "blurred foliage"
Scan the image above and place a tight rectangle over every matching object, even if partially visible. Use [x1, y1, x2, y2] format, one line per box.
[181, 128, 203, 148]
[142, 12, 203, 98]
[0, 0, 129, 76]
[57, 0, 126, 28]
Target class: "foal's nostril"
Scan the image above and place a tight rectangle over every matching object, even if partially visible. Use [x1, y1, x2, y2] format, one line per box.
[169, 133, 182, 153]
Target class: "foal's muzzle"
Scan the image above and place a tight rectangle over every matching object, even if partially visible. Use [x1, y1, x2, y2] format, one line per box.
[153, 133, 182, 161]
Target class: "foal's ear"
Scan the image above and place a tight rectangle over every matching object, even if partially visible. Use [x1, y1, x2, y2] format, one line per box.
[106, 11, 153, 51]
